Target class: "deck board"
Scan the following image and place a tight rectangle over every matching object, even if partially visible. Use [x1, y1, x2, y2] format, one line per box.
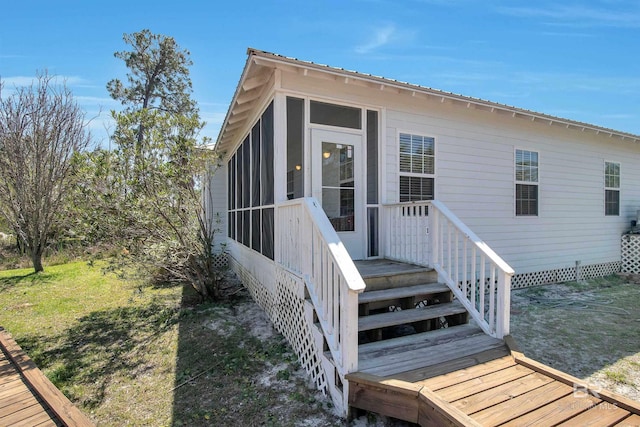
[360, 334, 505, 376]
[358, 301, 467, 332]
[500, 393, 602, 427]
[396, 347, 511, 383]
[555, 402, 631, 426]
[470, 381, 573, 425]
[437, 363, 535, 402]
[354, 259, 430, 278]
[613, 414, 640, 426]
[416, 356, 516, 390]
[454, 372, 558, 415]
[359, 324, 483, 359]
[15, 410, 60, 427]
[0, 328, 93, 427]
[359, 283, 449, 304]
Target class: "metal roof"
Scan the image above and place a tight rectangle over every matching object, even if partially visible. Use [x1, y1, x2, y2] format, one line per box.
[215, 48, 640, 152]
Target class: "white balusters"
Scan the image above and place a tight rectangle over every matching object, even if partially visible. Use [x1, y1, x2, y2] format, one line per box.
[382, 200, 514, 339]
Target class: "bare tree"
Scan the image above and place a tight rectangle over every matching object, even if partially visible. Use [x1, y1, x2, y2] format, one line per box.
[0, 73, 91, 272]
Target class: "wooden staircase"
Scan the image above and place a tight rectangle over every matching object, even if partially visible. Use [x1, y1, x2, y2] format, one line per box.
[345, 260, 640, 426]
[354, 260, 509, 380]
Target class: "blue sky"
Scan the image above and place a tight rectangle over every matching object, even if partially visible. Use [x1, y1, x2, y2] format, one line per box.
[2, 0, 639, 146]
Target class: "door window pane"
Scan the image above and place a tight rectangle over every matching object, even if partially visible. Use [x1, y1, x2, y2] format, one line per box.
[322, 141, 355, 231]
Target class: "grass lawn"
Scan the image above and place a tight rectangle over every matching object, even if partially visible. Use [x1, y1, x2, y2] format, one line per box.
[0, 261, 341, 426]
[0, 261, 181, 425]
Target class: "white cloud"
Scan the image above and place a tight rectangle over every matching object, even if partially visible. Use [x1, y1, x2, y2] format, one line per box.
[1, 75, 87, 88]
[355, 24, 402, 54]
[497, 3, 640, 28]
[74, 95, 120, 108]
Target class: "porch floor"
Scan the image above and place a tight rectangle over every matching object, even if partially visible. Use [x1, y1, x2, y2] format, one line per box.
[354, 259, 430, 279]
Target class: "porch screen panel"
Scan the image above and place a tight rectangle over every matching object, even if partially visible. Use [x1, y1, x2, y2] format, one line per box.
[251, 209, 261, 252]
[261, 102, 274, 205]
[251, 123, 261, 207]
[231, 212, 236, 240]
[228, 155, 233, 210]
[262, 208, 274, 260]
[228, 153, 237, 212]
[367, 110, 379, 204]
[236, 211, 242, 244]
[242, 210, 250, 246]
[236, 143, 243, 210]
[242, 136, 251, 208]
[227, 100, 275, 256]
[286, 97, 304, 199]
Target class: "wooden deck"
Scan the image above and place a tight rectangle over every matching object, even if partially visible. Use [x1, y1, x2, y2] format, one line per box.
[348, 342, 640, 426]
[0, 328, 93, 427]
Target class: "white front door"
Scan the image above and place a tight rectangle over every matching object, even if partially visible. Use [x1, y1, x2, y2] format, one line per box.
[311, 128, 365, 260]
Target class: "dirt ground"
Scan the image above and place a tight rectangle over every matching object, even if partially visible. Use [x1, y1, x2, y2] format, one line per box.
[510, 274, 640, 402]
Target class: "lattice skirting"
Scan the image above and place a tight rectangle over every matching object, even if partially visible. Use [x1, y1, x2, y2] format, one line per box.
[212, 252, 229, 270]
[457, 260, 622, 297]
[622, 234, 640, 274]
[511, 261, 622, 289]
[229, 257, 329, 396]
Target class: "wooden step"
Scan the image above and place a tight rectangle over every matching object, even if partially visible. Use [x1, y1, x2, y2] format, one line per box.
[358, 301, 466, 332]
[359, 324, 483, 360]
[354, 260, 437, 291]
[358, 333, 506, 376]
[359, 283, 450, 305]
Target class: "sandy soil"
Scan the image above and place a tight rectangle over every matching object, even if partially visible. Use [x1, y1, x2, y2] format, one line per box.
[510, 275, 640, 402]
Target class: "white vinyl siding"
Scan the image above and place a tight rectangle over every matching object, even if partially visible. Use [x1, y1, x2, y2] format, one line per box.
[383, 103, 639, 276]
[605, 161, 620, 216]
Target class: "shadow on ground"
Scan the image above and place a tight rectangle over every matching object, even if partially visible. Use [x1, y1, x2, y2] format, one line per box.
[0, 271, 60, 292]
[18, 296, 179, 409]
[170, 280, 343, 426]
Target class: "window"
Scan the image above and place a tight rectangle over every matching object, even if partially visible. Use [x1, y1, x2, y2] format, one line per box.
[398, 133, 435, 202]
[515, 149, 539, 216]
[310, 100, 361, 129]
[605, 161, 620, 216]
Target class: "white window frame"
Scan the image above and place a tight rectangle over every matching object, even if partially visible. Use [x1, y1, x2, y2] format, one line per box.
[397, 131, 436, 202]
[514, 148, 539, 217]
[604, 160, 621, 216]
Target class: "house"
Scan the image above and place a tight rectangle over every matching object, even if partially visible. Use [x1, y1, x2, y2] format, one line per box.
[206, 48, 640, 418]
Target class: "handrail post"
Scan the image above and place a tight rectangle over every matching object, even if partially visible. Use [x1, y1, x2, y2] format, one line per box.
[430, 206, 439, 269]
[342, 289, 359, 373]
[496, 272, 512, 338]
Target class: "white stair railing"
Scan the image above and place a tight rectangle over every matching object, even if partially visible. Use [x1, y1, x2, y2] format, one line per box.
[276, 197, 365, 379]
[382, 201, 514, 338]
